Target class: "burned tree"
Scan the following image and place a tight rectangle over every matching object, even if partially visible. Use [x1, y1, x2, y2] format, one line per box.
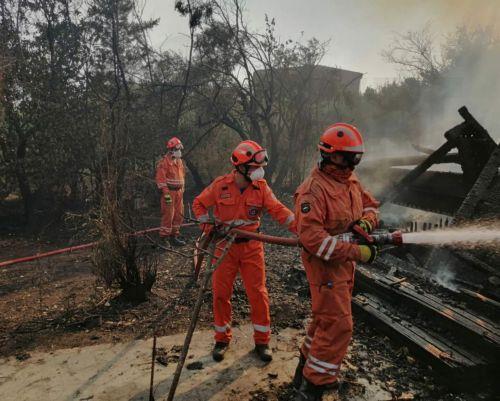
[86, 0, 159, 302]
[182, 0, 333, 188]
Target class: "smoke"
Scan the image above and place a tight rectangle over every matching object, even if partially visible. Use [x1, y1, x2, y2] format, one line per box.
[433, 265, 458, 292]
[358, 21, 500, 197]
[419, 26, 500, 149]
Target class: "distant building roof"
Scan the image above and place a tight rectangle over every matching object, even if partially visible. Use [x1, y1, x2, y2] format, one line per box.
[254, 65, 363, 95]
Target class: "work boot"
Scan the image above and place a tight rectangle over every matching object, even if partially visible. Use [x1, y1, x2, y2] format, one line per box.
[169, 236, 186, 247]
[254, 344, 273, 362]
[212, 342, 229, 362]
[294, 378, 325, 401]
[292, 352, 306, 389]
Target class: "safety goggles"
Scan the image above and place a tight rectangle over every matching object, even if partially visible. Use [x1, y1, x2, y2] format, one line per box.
[341, 151, 362, 166]
[251, 149, 269, 165]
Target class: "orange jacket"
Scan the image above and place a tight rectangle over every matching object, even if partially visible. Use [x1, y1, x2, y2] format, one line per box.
[155, 154, 185, 192]
[294, 166, 379, 265]
[192, 171, 295, 232]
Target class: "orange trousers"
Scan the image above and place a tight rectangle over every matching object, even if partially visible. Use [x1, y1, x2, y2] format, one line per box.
[300, 256, 355, 386]
[160, 190, 183, 237]
[212, 239, 271, 345]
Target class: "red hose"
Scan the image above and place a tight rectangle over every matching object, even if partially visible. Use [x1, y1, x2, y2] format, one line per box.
[229, 228, 299, 247]
[0, 223, 196, 269]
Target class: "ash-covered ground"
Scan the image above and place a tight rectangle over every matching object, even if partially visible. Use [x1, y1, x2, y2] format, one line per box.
[0, 218, 496, 401]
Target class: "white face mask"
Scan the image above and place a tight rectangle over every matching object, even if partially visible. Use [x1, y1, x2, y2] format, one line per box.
[172, 150, 182, 159]
[249, 167, 265, 181]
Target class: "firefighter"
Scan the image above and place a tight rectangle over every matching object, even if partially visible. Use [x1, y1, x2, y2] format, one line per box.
[292, 123, 380, 400]
[155, 136, 186, 247]
[192, 140, 296, 362]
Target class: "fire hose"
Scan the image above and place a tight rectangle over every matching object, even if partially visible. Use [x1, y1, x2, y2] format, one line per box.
[231, 227, 403, 247]
[0, 223, 196, 269]
[192, 226, 403, 281]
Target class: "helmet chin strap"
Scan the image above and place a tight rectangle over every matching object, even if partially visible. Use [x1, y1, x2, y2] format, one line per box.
[237, 165, 253, 182]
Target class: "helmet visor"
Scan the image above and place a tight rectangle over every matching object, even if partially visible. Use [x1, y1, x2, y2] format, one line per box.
[251, 149, 269, 165]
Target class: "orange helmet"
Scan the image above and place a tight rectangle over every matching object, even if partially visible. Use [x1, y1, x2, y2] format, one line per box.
[166, 136, 183, 150]
[231, 140, 268, 166]
[318, 123, 364, 154]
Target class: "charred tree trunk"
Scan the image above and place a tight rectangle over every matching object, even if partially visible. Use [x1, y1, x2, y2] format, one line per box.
[14, 137, 33, 224]
[184, 156, 205, 190]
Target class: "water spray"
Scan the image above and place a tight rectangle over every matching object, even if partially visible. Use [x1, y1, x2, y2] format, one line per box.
[401, 227, 500, 248]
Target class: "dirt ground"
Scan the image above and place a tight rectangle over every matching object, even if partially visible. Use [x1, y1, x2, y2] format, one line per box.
[0, 324, 396, 401]
[0, 222, 495, 400]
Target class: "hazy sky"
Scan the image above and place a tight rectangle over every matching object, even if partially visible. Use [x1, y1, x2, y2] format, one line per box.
[141, 0, 500, 89]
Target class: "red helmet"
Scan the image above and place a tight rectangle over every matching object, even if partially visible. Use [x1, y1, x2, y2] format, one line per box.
[166, 137, 183, 150]
[231, 140, 268, 166]
[318, 123, 364, 154]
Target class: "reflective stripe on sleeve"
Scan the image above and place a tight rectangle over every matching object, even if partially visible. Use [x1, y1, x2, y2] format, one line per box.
[323, 236, 338, 260]
[316, 236, 332, 258]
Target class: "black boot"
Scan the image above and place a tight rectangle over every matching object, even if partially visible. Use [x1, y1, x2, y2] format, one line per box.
[169, 236, 186, 247]
[294, 378, 325, 401]
[254, 344, 273, 362]
[212, 342, 229, 362]
[292, 352, 306, 389]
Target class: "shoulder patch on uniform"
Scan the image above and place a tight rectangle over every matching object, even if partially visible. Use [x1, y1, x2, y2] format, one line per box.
[301, 202, 311, 213]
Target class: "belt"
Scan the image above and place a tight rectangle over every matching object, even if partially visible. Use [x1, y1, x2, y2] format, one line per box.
[234, 237, 250, 244]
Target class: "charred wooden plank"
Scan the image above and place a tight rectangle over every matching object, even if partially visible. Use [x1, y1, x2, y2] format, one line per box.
[459, 288, 500, 310]
[453, 249, 499, 276]
[355, 266, 500, 357]
[353, 293, 490, 385]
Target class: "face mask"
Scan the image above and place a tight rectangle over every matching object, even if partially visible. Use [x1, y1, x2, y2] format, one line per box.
[172, 150, 182, 159]
[249, 167, 265, 181]
[321, 163, 353, 182]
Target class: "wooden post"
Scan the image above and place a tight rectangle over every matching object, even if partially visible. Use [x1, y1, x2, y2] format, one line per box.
[149, 335, 157, 401]
[166, 235, 236, 401]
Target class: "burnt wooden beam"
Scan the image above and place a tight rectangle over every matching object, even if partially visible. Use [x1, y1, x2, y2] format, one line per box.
[380, 140, 456, 205]
[355, 266, 500, 357]
[353, 293, 491, 386]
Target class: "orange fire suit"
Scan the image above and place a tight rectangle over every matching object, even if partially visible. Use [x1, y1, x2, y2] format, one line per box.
[155, 153, 185, 237]
[294, 166, 379, 386]
[192, 171, 295, 345]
